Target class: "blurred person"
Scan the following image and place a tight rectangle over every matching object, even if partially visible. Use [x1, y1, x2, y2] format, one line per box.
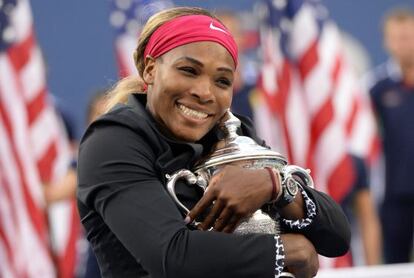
[340, 156, 382, 266]
[43, 99, 83, 277]
[44, 167, 78, 204]
[43, 100, 78, 204]
[44, 90, 106, 204]
[368, 8, 414, 264]
[339, 33, 382, 266]
[77, 7, 350, 278]
[45, 92, 108, 278]
[44, 91, 107, 205]
[87, 90, 109, 125]
[216, 10, 259, 120]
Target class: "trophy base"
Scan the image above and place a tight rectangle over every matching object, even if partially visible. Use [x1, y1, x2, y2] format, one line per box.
[234, 210, 280, 235]
[233, 211, 294, 277]
[279, 271, 295, 278]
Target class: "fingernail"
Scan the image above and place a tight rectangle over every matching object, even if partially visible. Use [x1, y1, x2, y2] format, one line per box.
[184, 216, 191, 224]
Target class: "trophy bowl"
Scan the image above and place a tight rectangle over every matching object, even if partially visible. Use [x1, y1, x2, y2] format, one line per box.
[166, 111, 313, 278]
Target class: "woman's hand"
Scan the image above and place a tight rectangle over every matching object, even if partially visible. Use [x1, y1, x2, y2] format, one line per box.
[282, 234, 319, 278]
[187, 165, 273, 232]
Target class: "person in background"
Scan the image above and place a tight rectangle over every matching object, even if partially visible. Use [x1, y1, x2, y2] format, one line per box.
[87, 90, 108, 125]
[45, 91, 108, 277]
[216, 10, 258, 120]
[339, 32, 382, 266]
[44, 91, 107, 205]
[340, 155, 382, 266]
[367, 8, 414, 264]
[43, 102, 78, 204]
[77, 7, 350, 278]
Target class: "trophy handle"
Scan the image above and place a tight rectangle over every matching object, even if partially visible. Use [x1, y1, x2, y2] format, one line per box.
[166, 170, 196, 214]
[166, 169, 208, 215]
[283, 165, 314, 189]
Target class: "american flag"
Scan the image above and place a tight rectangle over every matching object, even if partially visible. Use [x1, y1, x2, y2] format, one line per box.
[0, 0, 78, 277]
[255, 0, 378, 203]
[110, 0, 173, 77]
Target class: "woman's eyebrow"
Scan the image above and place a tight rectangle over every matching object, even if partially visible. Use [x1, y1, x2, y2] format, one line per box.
[217, 67, 234, 74]
[175, 56, 204, 67]
[174, 56, 234, 74]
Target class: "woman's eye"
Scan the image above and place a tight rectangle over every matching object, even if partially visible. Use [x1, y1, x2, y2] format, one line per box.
[217, 78, 232, 87]
[178, 67, 197, 75]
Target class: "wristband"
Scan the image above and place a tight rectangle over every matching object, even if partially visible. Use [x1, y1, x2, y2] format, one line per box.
[274, 234, 285, 277]
[265, 167, 281, 203]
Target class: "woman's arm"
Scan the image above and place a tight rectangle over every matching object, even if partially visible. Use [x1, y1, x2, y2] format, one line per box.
[285, 185, 351, 257]
[187, 166, 350, 257]
[247, 114, 350, 256]
[78, 123, 278, 278]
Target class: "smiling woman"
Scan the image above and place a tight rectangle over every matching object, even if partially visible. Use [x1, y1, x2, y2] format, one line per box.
[77, 6, 350, 278]
[144, 42, 234, 142]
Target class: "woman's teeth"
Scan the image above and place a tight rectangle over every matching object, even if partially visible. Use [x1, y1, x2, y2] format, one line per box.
[177, 104, 208, 119]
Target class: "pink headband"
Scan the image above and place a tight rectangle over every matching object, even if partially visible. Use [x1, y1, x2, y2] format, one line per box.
[143, 14, 238, 67]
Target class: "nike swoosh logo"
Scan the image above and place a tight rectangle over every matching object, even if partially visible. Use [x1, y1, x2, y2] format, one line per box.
[209, 22, 228, 34]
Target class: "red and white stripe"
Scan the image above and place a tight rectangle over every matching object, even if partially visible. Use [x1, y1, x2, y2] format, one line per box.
[115, 35, 138, 77]
[256, 2, 378, 203]
[255, 1, 379, 269]
[111, 0, 174, 78]
[0, 0, 79, 277]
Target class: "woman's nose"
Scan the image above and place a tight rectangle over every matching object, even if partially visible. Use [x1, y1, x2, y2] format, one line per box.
[191, 78, 214, 103]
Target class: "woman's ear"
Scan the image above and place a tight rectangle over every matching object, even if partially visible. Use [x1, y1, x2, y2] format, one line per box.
[143, 56, 156, 85]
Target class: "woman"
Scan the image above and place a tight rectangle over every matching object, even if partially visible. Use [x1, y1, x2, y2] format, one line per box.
[77, 7, 350, 278]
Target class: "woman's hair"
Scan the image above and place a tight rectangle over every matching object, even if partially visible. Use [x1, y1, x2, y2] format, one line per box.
[106, 7, 218, 110]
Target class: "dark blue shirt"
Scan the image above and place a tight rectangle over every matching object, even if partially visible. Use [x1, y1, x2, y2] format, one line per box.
[369, 61, 414, 200]
[341, 155, 369, 219]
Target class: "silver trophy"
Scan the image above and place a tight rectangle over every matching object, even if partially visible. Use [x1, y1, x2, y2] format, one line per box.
[166, 111, 314, 278]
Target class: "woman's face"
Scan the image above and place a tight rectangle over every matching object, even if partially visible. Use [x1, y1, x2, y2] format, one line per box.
[144, 41, 235, 142]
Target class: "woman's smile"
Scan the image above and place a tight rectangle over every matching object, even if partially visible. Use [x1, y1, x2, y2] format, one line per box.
[176, 103, 210, 121]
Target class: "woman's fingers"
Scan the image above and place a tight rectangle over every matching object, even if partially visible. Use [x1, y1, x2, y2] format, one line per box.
[187, 191, 216, 224]
[187, 166, 268, 231]
[213, 207, 233, 231]
[199, 199, 224, 231]
[187, 172, 223, 224]
[222, 215, 241, 233]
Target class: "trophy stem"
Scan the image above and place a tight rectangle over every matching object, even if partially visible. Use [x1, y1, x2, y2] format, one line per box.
[221, 110, 240, 139]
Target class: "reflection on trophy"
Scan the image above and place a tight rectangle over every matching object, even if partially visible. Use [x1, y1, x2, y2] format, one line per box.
[166, 111, 314, 278]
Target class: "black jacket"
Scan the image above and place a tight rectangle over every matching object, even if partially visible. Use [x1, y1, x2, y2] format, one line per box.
[77, 93, 350, 278]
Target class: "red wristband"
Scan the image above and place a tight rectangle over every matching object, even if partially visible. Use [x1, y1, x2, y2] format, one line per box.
[265, 167, 279, 202]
